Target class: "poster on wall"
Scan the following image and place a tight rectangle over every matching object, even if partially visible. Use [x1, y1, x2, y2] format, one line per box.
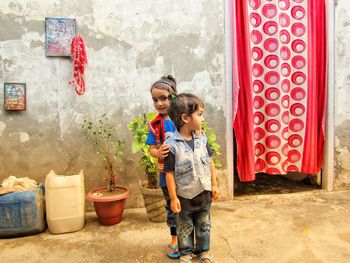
[45, 18, 76, 57]
[4, 83, 26, 111]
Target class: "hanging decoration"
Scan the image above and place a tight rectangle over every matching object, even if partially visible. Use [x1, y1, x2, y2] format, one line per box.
[68, 35, 88, 95]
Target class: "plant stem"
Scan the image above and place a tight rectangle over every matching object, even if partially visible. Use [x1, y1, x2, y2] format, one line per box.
[104, 143, 116, 192]
[147, 172, 157, 189]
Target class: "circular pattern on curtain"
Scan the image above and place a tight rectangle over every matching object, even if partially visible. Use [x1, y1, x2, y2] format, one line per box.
[248, 0, 307, 173]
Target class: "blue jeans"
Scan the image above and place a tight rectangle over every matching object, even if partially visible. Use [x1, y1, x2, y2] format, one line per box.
[161, 187, 177, 236]
[177, 202, 211, 256]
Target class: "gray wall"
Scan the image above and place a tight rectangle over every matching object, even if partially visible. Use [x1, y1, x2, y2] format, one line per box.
[335, 0, 350, 189]
[1, 0, 350, 210]
[0, 0, 228, 208]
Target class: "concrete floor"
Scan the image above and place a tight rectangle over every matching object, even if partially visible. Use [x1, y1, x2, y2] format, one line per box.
[1, 190, 350, 263]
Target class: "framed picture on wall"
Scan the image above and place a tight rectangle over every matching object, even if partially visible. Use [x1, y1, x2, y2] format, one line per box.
[45, 17, 76, 57]
[4, 83, 26, 111]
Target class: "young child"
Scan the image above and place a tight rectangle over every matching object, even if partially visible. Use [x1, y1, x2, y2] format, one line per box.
[145, 75, 180, 259]
[164, 93, 219, 263]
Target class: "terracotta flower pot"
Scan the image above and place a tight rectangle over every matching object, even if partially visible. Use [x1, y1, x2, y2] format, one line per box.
[87, 186, 130, 225]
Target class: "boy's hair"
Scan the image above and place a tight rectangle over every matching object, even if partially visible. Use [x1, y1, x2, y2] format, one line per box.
[168, 93, 204, 130]
[151, 75, 177, 95]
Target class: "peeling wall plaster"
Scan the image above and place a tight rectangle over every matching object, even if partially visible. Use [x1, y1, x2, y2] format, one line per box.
[9, 131, 30, 142]
[0, 122, 6, 136]
[0, 0, 227, 208]
[2, 0, 350, 206]
[335, 0, 350, 189]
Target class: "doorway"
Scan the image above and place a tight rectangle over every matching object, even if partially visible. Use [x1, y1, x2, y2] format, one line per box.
[224, 0, 335, 197]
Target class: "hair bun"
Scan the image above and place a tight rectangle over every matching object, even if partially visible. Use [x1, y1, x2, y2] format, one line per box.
[166, 75, 176, 86]
[166, 75, 176, 82]
[153, 75, 177, 93]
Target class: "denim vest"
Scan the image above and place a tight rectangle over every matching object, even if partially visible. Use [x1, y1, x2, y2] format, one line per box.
[165, 130, 212, 199]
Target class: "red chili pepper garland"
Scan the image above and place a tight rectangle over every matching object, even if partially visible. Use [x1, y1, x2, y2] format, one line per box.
[68, 36, 87, 95]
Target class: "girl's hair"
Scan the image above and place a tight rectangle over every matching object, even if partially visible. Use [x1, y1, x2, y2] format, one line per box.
[168, 93, 204, 130]
[150, 75, 177, 95]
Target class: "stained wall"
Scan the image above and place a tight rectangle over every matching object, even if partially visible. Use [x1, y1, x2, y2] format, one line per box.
[335, 0, 350, 189]
[1, 0, 350, 210]
[0, 0, 228, 208]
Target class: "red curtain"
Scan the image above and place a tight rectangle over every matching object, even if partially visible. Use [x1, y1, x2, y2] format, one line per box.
[232, 0, 327, 182]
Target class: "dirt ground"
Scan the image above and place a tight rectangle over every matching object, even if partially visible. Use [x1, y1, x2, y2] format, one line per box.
[234, 172, 320, 196]
[1, 188, 349, 263]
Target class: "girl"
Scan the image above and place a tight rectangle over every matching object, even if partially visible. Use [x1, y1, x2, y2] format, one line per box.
[145, 75, 180, 259]
[164, 93, 219, 263]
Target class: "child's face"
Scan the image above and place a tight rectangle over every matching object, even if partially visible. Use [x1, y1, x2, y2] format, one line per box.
[189, 105, 205, 131]
[151, 88, 171, 115]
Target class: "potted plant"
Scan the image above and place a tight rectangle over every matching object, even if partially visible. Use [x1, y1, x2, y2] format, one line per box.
[82, 113, 130, 226]
[202, 121, 222, 169]
[128, 113, 165, 222]
[128, 113, 222, 222]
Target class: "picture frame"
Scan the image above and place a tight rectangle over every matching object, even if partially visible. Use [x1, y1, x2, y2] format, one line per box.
[45, 17, 76, 57]
[4, 83, 26, 111]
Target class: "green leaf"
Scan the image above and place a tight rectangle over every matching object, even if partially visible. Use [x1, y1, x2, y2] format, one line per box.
[131, 141, 144, 153]
[214, 159, 222, 168]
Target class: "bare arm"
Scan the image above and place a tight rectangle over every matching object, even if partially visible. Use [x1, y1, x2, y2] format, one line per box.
[166, 171, 181, 213]
[210, 159, 219, 200]
[149, 144, 170, 158]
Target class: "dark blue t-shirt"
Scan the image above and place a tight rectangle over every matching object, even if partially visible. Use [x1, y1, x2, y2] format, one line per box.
[145, 119, 176, 187]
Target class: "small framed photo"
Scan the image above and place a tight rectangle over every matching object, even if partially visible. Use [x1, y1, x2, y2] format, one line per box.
[4, 83, 26, 111]
[45, 17, 76, 57]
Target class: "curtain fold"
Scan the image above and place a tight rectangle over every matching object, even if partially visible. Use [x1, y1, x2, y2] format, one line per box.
[232, 0, 327, 182]
[302, 0, 327, 173]
[232, 0, 256, 182]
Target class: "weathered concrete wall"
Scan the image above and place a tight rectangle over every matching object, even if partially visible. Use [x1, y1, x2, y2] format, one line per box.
[335, 0, 350, 189]
[3, 0, 349, 208]
[0, 0, 227, 208]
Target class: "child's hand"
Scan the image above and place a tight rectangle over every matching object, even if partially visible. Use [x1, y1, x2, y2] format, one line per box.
[158, 144, 170, 158]
[211, 185, 219, 201]
[170, 197, 181, 213]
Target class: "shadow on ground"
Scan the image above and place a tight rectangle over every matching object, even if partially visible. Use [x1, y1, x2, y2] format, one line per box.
[234, 172, 320, 196]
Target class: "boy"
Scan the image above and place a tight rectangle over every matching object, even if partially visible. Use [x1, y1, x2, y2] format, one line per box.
[164, 93, 218, 263]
